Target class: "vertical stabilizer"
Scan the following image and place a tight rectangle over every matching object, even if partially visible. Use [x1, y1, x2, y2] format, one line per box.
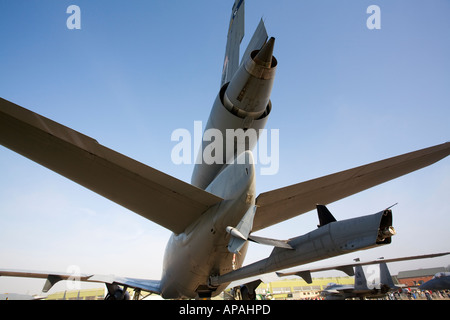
[354, 265, 369, 291]
[221, 0, 245, 86]
[241, 19, 268, 66]
[379, 263, 396, 289]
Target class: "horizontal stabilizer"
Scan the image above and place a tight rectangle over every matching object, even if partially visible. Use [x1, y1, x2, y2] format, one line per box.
[0, 98, 223, 234]
[254, 142, 450, 231]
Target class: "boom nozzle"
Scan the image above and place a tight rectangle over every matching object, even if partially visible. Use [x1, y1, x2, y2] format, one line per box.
[254, 37, 275, 68]
[222, 36, 277, 120]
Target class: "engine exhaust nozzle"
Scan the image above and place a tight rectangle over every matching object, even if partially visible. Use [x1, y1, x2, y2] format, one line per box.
[223, 37, 277, 120]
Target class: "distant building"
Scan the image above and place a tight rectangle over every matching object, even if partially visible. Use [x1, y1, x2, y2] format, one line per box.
[395, 267, 448, 287]
[45, 288, 105, 300]
[255, 277, 355, 300]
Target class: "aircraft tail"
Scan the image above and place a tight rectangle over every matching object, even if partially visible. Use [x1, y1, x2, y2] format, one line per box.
[221, 0, 268, 87]
[221, 0, 245, 86]
[354, 265, 369, 291]
[379, 262, 396, 289]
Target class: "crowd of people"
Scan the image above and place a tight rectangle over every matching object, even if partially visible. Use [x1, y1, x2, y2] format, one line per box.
[388, 288, 450, 300]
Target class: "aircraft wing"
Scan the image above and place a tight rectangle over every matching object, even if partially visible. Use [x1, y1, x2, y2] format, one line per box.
[0, 269, 161, 295]
[276, 252, 450, 283]
[0, 98, 223, 235]
[253, 142, 450, 231]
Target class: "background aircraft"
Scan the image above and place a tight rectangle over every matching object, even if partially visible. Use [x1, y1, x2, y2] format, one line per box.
[277, 252, 450, 300]
[320, 263, 397, 300]
[420, 272, 450, 291]
[0, 1, 449, 297]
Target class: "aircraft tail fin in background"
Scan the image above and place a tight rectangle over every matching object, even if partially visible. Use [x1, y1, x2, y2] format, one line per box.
[0, 269, 162, 298]
[379, 262, 396, 289]
[354, 265, 369, 291]
[221, 0, 245, 86]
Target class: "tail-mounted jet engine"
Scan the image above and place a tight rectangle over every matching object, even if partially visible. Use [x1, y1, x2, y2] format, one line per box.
[191, 38, 277, 189]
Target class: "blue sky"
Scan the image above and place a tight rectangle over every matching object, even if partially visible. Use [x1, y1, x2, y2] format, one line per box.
[0, 0, 449, 295]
